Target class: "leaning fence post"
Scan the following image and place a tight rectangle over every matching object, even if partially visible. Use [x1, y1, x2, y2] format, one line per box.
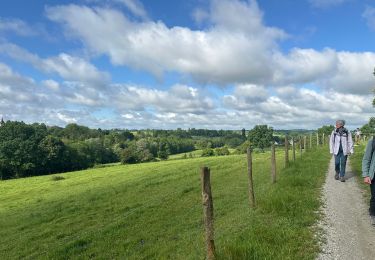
[285, 135, 289, 167]
[247, 148, 255, 208]
[292, 137, 296, 162]
[201, 167, 215, 260]
[271, 144, 276, 183]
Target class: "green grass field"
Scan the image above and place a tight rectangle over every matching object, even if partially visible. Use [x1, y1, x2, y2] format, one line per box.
[168, 148, 237, 160]
[0, 146, 330, 259]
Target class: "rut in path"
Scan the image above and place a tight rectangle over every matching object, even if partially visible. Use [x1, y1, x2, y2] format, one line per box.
[318, 157, 375, 260]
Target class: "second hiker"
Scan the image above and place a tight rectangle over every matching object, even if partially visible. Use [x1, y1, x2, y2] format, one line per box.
[329, 120, 354, 182]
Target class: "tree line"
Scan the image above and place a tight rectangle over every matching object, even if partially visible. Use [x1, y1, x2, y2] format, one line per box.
[1, 119, 339, 180]
[0, 121, 250, 179]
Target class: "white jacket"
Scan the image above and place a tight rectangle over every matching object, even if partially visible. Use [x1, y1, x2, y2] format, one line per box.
[329, 129, 354, 156]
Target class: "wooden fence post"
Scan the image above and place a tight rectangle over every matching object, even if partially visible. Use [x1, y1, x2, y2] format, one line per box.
[299, 136, 302, 159]
[304, 136, 307, 151]
[285, 135, 289, 167]
[271, 144, 276, 183]
[316, 133, 319, 146]
[323, 133, 325, 145]
[247, 148, 255, 208]
[201, 167, 215, 260]
[310, 134, 312, 149]
[292, 137, 296, 162]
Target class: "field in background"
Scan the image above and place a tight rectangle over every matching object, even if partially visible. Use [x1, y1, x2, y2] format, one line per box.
[0, 146, 330, 259]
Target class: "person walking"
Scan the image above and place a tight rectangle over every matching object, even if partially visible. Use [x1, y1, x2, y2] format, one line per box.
[329, 120, 354, 182]
[362, 137, 375, 225]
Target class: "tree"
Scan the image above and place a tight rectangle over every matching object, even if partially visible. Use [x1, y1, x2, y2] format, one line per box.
[120, 147, 139, 164]
[241, 128, 246, 138]
[317, 125, 334, 136]
[39, 135, 67, 174]
[247, 125, 273, 152]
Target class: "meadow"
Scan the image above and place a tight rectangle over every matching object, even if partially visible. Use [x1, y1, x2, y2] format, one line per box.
[0, 146, 330, 259]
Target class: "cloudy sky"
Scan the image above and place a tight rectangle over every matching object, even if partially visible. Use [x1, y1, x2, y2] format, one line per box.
[0, 0, 374, 130]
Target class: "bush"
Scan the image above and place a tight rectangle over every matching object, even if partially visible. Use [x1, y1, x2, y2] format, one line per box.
[215, 146, 230, 156]
[201, 148, 214, 157]
[51, 175, 65, 181]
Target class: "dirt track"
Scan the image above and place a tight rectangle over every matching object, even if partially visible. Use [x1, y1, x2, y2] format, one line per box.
[318, 157, 375, 260]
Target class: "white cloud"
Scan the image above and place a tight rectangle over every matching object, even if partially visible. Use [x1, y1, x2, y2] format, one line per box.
[45, 1, 286, 84]
[321, 51, 375, 94]
[42, 79, 60, 91]
[273, 48, 338, 85]
[0, 18, 36, 36]
[223, 84, 269, 110]
[192, 8, 209, 25]
[0, 42, 109, 87]
[309, 0, 350, 9]
[363, 6, 375, 31]
[57, 112, 77, 124]
[44, 0, 375, 95]
[115, 0, 148, 20]
[112, 84, 215, 113]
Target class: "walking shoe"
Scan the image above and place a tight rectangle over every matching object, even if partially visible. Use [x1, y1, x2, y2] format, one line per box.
[335, 172, 339, 180]
[371, 216, 375, 226]
[340, 176, 345, 182]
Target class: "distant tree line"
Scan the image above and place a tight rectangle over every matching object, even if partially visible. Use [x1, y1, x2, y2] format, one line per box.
[1, 120, 321, 180]
[0, 121, 248, 179]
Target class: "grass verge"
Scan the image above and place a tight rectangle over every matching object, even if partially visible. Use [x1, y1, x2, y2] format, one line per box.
[0, 146, 330, 259]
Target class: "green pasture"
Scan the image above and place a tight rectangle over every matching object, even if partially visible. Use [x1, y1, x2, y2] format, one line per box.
[0, 146, 330, 259]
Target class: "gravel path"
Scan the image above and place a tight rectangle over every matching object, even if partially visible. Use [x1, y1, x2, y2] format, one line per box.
[317, 157, 375, 260]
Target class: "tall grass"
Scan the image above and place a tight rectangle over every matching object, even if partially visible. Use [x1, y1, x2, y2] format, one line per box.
[0, 146, 330, 259]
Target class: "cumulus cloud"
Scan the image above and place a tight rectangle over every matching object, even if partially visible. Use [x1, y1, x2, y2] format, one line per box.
[0, 63, 61, 113]
[273, 48, 338, 85]
[222, 84, 372, 129]
[44, 0, 375, 94]
[112, 84, 215, 113]
[223, 84, 269, 110]
[321, 51, 375, 94]
[42, 79, 60, 91]
[45, 0, 286, 84]
[0, 42, 110, 87]
[1, 0, 374, 130]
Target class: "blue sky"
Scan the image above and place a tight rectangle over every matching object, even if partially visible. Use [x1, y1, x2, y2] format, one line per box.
[0, 0, 374, 130]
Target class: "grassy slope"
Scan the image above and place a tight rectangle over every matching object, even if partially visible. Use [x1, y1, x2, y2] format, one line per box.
[0, 147, 330, 259]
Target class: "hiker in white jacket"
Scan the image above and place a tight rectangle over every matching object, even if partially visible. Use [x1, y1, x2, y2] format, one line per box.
[329, 120, 354, 182]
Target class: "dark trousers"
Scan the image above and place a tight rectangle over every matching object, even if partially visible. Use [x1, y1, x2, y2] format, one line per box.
[334, 150, 347, 177]
[370, 180, 375, 216]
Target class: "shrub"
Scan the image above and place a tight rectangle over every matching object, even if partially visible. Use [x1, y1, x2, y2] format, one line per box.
[201, 148, 214, 157]
[51, 175, 65, 181]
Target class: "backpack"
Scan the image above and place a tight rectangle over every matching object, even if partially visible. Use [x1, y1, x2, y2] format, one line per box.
[333, 128, 348, 146]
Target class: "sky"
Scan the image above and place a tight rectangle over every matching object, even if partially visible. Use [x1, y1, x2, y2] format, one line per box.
[0, 0, 374, 130]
